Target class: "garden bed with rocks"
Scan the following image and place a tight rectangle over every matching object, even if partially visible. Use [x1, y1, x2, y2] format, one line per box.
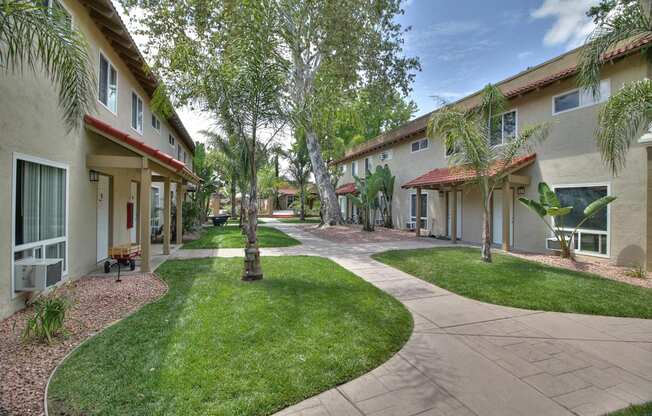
[300, 224, 420, 244]
[0, 274, 167, 416]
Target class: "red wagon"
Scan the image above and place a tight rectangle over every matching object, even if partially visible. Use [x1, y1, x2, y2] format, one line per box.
[104, 244, 141, 281]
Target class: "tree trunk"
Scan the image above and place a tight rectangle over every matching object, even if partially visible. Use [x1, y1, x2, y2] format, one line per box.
[481, 199, 492, 263]
[305, 130, 342, 226]
[230, 180, 237, 219]
[385, 197, 393, 229]
[242, 138, 262, 281]
[300, 187, 305, 221]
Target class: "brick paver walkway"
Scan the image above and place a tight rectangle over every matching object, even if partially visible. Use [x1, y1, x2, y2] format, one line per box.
[174, 223, 652, 416]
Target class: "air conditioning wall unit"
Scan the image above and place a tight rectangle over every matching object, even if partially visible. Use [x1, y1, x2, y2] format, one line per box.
[379, 150, 392, 162]
[546, 238, 561, 251]
[14, 258, 63, 292]
[375, 218, 385, 226]
[406, 221, 416, 230]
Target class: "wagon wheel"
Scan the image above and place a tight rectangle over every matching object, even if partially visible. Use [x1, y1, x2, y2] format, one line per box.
[104, 261, 111, 273]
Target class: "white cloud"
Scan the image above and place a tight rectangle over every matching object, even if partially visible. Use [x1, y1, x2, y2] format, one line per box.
[531, 0, 599, 50]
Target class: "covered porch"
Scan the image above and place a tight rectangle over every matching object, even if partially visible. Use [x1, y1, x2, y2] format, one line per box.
[84, 115, 200, 273]
[401, 154, 535, 251]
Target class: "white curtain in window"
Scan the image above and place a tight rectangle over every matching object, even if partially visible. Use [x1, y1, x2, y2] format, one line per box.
[20, 161, 40, 244]
[39, 165, 66, 240]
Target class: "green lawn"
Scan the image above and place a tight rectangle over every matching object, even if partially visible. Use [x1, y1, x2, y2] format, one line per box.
[607, 403, 652, 416]
[277, 217, 321, 224]
[373, 247, 652, 319]
[183, 225, 300, 249]
[47, 257, 412, 416]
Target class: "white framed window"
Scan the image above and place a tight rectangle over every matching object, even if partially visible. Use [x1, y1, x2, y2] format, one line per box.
[379, 150, 392, 162]
[490, 109, 517, 146]
[552, 79, 611, 115]
[340, 164, 347, 174]
[409, 191, 428, 229]
[364, 156, 373, 174]
[131, 92, 144, 134]
[177, 144, 182, 161]
[42, 0, 73, 27]
[98, 52, 117, 114]
[169, 134, 176, 147]
[151, 114, 161, 133]
[411, 138, 429, 153]
[351, 160, 358, 177]
[12, 153, 69, 296]
[551, 183, 611, 257]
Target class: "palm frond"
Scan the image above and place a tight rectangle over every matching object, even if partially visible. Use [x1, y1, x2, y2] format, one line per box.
[596, 79, 652, 174]
[578, 0, 651, 97]
[499, 122, 550, 166]
[0, 1, 96, 131]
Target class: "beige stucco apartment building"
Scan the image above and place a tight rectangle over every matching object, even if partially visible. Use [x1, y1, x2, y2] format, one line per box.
[0, 0, 199, 319]
[335, 35, 652, 269]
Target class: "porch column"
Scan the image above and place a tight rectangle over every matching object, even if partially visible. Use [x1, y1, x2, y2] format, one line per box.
[451, 187, 458, 244]
[416, 187, 422, 237]
[163, 177, 171, 255]
[140, 162, 152, 273]
[502, 183, 511, 251]
[175, 183, 185, 245]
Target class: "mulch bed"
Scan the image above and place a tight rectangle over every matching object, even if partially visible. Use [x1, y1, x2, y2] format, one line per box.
[0, 274, 167, 416]
[509, 252, 652, 289]
[300, 224, 420, 244]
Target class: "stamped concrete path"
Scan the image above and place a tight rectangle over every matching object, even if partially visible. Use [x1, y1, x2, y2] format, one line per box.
[172, 223, 652, 416]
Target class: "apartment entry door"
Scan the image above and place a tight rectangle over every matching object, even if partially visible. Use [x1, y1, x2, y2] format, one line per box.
[129, 181, 139, 243]
[447, 191, 462, 239]
[96, 175, 110, 262]
[492, 188, 514, 245]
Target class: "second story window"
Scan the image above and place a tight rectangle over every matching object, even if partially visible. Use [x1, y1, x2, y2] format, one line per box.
[131, 92, 143, 134]
[98, 53, 117, 113]
[365, 156, 372, 174]
[379, 150, 392, 162]
[490, 110, 517, 146]
[151, 114, 161, 133]
[553, 79, 611, 115]
[177, 144, 182, 161]
[411, 138, 429, 153]
[351, 160, 358, 177]
[169, 135, 175, 147]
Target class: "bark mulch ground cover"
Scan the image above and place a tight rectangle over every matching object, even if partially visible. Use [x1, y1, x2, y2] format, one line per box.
[300, 224, 419, 244]
[0, 274, 167, 416]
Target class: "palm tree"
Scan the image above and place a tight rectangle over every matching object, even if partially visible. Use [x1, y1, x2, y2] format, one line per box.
[1, 0, 96, 130]
[428, 84, 549, 262]
[284, 139, 312, 221]
[578, 0, 652, 174]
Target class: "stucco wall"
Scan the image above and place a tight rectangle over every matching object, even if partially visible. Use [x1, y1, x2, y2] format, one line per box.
[0, 0, 193, 319]
[336, 54, 649, 267]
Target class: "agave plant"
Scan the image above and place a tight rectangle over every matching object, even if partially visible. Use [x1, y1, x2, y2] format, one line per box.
[518, 182, 616, 259]
[349, 174, 382, 232]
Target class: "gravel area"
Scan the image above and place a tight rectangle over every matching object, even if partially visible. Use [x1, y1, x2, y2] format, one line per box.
[0, 274, 167, 416]
[510, 252, 652, 289]
[300, 224, 420, 244]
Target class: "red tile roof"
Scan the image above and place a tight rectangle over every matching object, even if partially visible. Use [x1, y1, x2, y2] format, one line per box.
[402, 154, 536, 189]
[278, 187, 298, 195]
[335, 182, 357, 195]
[84, 115, 200, 183]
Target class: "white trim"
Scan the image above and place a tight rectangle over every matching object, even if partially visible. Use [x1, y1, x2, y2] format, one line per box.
[551, 79, 611, 116]
[11, 153, 70, 299]
[410, 138, 429, 153]
[98, 50, 118, 115]
[351, 160, 358, 177]
[169, 134, 176, 148]
[550, 182, 611, 258]
[130, 90, 144, 135]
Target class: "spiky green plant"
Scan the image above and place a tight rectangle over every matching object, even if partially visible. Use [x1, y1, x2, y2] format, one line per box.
[375, 164, 395, 228]
[350, 173, 382, 232]
[0, 0, 96, 131]
[578, 0, 652, 174]
[428, 84, 549, 263]
[23, 294, 71, 344]
[518, 182, 616, 259]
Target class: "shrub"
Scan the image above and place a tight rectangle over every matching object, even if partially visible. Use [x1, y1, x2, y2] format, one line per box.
[23, 295, 71, 344]
[625, 264, 647, 279]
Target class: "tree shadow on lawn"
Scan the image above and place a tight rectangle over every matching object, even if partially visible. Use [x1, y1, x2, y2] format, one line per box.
[48, 256, 412, 416]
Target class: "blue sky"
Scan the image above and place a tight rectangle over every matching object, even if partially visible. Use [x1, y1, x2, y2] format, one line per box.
[398, 0, 599, 116]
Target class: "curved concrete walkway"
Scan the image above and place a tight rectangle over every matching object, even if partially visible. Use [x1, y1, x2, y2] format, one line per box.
[173, 223, 652, 416]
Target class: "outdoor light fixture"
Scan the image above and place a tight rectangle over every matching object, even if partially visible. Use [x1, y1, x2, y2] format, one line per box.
[517, 186, 526, 196]
[89, 170, 100, 182]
